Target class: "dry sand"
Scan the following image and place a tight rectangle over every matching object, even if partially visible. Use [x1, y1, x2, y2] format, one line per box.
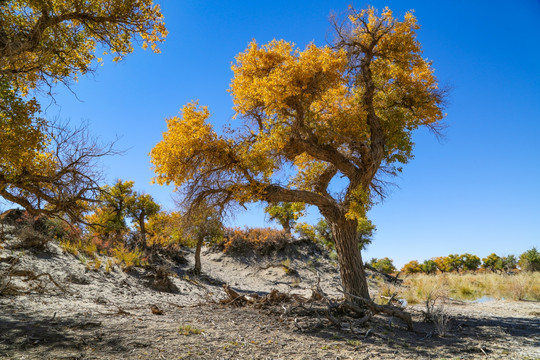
[1, 233, 539, 359]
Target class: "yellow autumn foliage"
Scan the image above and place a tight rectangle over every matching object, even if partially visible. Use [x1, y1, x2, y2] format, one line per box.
[1, 0, 167, 216]
[151, 6, 446, 299]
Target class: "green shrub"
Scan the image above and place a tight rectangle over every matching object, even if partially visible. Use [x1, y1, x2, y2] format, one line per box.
[519, 247, 540, 272]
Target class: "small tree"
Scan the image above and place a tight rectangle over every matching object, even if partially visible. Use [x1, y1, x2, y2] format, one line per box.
[180, 204, 224, 276]
[402, 260, 422, 274]
[501, 255, 518, 272]
[461, 253, 481, 272]
[368, 257, 397, 275]
[87, 180, 134, 243]
[421, 259, 438, 274]
[482, 253, 502, 272]
[434, 254, 464, 273]
[126, 192, 161, 250]
[87, 180, 160, 250]
[264, 202, 305, 235]
[146, 211, 185, 248]
[433, 257, 448, 273]
[518, 247, 540, 272]
[446, 254, 464, 272]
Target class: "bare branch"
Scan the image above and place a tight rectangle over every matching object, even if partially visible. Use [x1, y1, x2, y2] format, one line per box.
[0, 119, 118, 223]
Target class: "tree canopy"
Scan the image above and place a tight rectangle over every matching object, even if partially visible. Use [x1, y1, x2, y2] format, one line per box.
[151, 6, 445, 300]
[0, 0, 166, 219]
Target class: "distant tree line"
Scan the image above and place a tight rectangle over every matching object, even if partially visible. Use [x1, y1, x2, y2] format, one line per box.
[398, 249, 540, 275]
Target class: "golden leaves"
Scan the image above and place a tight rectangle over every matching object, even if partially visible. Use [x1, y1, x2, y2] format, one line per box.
[150, 102, 230, 187]
[1, 0, 167, 90]
[231, 40, 347, 120]
[151, 6, 445, 221]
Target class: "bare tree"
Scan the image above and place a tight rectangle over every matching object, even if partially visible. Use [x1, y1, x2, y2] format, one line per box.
[0, 119, 118, 222]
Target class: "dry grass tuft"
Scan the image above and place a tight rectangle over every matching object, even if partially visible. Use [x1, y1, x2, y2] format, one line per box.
[13, 226, 50, 249]
[178, 324, 203, 336]
[59, 239, 97, 258]
[112, 245, 147, 271]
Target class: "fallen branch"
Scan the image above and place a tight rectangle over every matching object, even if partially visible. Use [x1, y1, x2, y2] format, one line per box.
[364, 264, 402, 284]
[221, 285, 307, 308]
[0, 258, 18, 295]
[221, 284, 249, 306]
[380, 293, 401, 306]
[24, 272, 68, 293]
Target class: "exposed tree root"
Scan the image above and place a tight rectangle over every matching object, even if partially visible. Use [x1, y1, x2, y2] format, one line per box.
[338, 288, 414, 331]
[220, 283, 414, 333]
[22, 271, 69, 294]
[1, 266, 69, 295]
[221, 285, 307, 307]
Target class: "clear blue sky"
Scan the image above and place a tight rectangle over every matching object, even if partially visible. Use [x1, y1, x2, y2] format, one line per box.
[34, 1, 539, 267]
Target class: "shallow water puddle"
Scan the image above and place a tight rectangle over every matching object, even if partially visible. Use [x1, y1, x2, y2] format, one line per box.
[472, 295, 500, 303]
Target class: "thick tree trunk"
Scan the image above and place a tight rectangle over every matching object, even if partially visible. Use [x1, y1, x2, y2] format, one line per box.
[283, 221, 291, 235]
[193, 238, 203, 276]
[330, 218, 370, 301]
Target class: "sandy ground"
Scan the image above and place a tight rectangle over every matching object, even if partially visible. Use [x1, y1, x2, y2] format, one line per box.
[1, 233, 539, 359]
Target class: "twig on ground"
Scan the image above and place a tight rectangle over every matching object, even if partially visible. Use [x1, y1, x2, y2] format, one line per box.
[23, 272, 68, 293]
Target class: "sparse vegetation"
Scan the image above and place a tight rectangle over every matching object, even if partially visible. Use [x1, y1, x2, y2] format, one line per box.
[216, 227, 290, 255]
[432, 306, 451, 337]
[0, 1, 539, 358]
[7, 212, 56, 250]
[281, 258, 292, 274]
[402, 272, 540, 302]
[112, 245, 147, 271]
[178, 325, 204, 336]
[59, 239, 97, 259]
[104, 259, 114, 274]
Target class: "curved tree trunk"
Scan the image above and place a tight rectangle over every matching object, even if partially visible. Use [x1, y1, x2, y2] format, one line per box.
[330, 218, 370, 301]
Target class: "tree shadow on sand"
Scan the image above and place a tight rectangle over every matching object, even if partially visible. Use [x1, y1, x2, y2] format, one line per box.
[0, 310, 131, 358]
[287, 307, 540, 358]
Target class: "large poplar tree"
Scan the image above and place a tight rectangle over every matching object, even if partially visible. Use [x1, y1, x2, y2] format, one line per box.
[151, 7, 445, 301]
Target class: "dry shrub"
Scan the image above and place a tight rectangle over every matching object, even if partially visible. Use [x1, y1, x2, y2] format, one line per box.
[432, 306, 451, 337]
[49, 218, 82, 243]
[400, 274, 450, 332]
[503, 272, 540, 300]
[217, 227, 290, 255]
[104, 259, 114, 273]
[87, 235, 115, 255]
[159, 243, 187, 263]
[375, 282, 401, 305]
[148, 266, 177, 293]
[13, 225, 50, 250]
[0, 209, 25, 225]
[7, 212, 56, 250]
